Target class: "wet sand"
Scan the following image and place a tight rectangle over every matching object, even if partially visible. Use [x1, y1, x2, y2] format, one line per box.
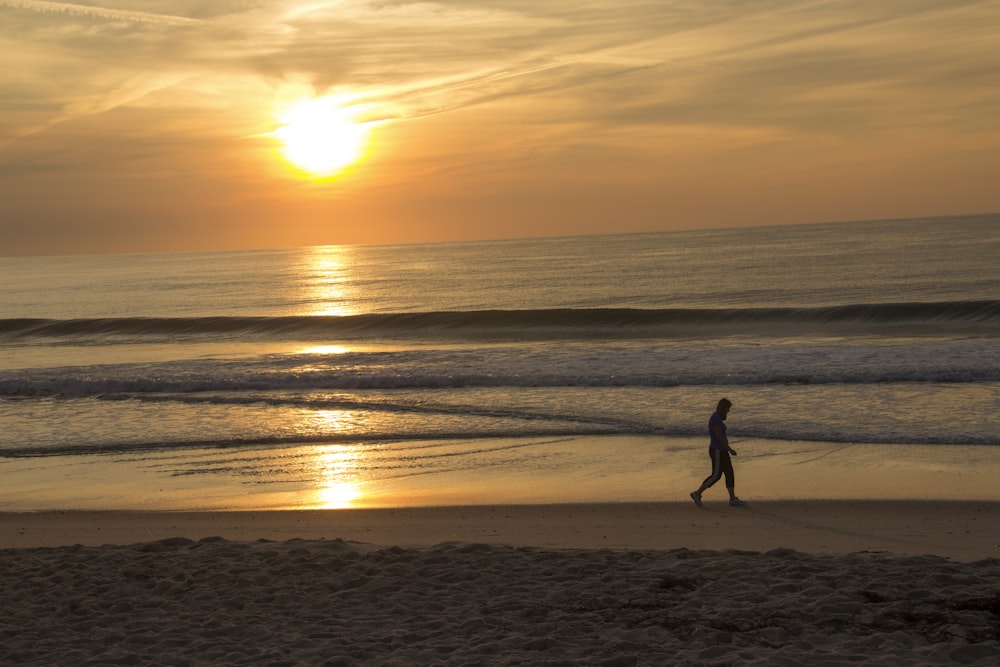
[3, 500, 999, 559]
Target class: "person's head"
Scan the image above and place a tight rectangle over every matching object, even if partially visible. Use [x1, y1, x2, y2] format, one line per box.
[716, 398, 732, 419]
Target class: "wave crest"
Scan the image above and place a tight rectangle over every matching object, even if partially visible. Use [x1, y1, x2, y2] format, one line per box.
[3, 300, 997, 341]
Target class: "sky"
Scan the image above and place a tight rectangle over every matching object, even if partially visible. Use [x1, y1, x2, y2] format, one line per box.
[1, 0, 999, 257]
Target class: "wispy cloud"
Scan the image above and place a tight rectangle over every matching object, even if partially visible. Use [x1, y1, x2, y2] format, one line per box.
[6, 72, 192, 147]
[4, 0, 998, 140]
[0, 0, 203, 26]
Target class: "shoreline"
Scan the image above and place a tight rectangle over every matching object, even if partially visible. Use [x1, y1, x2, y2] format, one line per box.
[3, 435, 999, 514]
[3, 500, 998, 561]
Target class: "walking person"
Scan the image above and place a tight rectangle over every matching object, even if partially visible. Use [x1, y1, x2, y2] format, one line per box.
[691, 398, 747, 507]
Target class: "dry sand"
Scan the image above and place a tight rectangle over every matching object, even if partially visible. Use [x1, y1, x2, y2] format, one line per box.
[2, 501, 998, 665]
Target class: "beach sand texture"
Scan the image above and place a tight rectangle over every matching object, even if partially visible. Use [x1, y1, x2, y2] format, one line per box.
[2, 539, 999, 666]
[2, 502, 999, 665]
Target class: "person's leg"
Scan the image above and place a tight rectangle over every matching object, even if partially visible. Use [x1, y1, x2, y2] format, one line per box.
[720, 451, 736, 499]
[693, 449, 722, 497]
[719, 452, 747, 505]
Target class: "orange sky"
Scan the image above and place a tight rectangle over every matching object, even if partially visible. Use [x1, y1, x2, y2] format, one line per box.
[2, 0, 999, 257]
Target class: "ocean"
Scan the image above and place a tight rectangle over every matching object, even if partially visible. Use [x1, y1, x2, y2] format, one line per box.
[1, 214, 998, 510]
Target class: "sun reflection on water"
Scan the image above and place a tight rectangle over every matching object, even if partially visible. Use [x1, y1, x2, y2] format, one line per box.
[296, 246, 371, 508]
[303, 245, 357, 317]
[312, 442, 363, 509]
[298, 344, 351, 355]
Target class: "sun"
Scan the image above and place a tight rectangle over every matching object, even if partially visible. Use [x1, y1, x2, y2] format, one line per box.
[272, 96, 371, 178]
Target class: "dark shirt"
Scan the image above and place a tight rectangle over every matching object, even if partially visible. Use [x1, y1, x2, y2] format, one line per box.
[708, 412, 727, 451]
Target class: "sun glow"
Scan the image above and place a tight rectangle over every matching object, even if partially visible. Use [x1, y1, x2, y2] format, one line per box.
[313, 442, 364, 509]
[300, 245, 357, 316]
[273, 96, 372, 178]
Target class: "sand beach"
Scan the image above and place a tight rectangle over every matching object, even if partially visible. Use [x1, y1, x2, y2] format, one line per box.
[2, 501, 998, 665]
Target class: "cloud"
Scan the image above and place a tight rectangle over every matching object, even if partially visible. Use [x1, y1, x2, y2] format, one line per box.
[3, 0, 997, 152]
[514, 0, 1000, 139]
[0, 0, 203, 25]
[5, 73, 195, 149]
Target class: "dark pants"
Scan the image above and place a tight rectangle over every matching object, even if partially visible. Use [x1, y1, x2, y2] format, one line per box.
[700, 448, 735, 490]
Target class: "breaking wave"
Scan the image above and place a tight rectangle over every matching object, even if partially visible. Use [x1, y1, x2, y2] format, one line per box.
[3, 300, 998, 342]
